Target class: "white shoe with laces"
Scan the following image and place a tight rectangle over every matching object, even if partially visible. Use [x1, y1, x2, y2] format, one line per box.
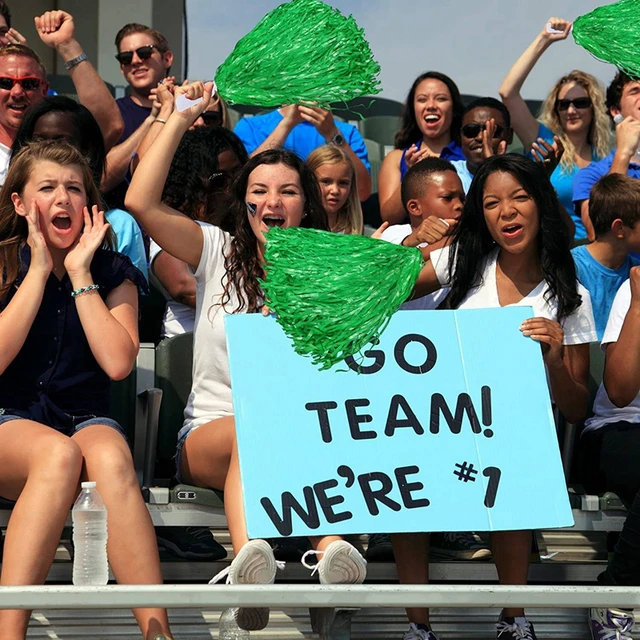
[302, 540, 367, 584]
[403, 622, 439, 639]
[496, 615, 537, 639]
[209, 539, 284, 631]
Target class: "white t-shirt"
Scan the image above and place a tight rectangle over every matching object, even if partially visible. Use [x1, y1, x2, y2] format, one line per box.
[379, 223, 448, 310]
[0, 142, 11, 187]
[584, 280, 640, 432]
[431, 245, 597, 345]
[149, 239, 196, 339]
[179, 223, 239, 439]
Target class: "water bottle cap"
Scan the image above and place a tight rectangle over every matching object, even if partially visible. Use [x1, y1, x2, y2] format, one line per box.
[81, 481, 97, 489]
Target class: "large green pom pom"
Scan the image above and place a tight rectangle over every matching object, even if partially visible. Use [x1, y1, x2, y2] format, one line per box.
[215, 0, 381, 107]
[261, 227, 424, 370]
[573, 0, 640, 78]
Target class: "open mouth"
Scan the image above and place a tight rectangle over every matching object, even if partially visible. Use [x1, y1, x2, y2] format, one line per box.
[502, 223, 523, 239]
[424, 114, 441, 126]
[52, 214, 72, 231]
[263, 214, 286, 229]
[8, 103, 26, 114]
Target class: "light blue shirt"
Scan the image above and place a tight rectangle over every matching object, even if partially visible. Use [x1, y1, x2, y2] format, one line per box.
[450, 159, 473, 193]
[234, 109, 370, 170]
[572, 244, 640, 339]
[105, 208, 148, 283]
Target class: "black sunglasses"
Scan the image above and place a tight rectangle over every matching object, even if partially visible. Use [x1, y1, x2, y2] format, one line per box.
[115, 44, 159, 66]
[200, 111, 223, 126]
[461, 123, 504, 139]
[555, 97, 592, 111]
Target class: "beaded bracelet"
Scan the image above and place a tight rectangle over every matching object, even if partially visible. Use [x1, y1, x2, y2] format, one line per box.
[71, 284, 100, 298]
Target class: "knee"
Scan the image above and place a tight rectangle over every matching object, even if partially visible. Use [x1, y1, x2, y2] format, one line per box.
[36, 437, 83, 484]
[85, 442, 137, 487]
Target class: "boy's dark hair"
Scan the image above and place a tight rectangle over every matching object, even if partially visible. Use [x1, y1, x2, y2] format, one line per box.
[401, 157, 457, 208]
[463, 96, 511, 130]
[115, 23, 170, 53]
[606, 70, 634, 114]
[590, 173, 640, 237]
[0, 1, 11, 28]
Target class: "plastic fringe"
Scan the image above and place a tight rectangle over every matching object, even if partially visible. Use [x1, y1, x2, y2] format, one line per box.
[215, 0, 382, 107]
[573, 0, 640, 79]
[261, 227, 424, 371]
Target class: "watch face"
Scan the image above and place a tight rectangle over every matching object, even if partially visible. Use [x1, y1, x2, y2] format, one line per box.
[333, 133, 345, 145]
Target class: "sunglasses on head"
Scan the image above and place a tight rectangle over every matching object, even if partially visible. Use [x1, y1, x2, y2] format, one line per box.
[555, 97, 592, 111]
[461, 123, 504, 138]
[0, 76, 43, 91]
[115, 44, 159, 66]
[200, 111, 223, 126]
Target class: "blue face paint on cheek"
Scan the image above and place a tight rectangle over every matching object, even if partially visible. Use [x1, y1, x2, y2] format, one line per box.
[246, 202, 257, 217]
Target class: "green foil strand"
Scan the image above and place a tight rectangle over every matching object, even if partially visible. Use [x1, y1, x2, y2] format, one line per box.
[573, 0, 640, 79]
[215, 0, 382, 107]
[261, 227, 424, 371]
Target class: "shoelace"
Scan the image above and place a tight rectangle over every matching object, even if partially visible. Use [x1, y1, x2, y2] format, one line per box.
[208, 560, 285, 585]
[301, 549, 325, 576]
[496, 620, 534, 639]
[597, 613, 634, 640]
[402, 622, 435, 640]
[443, 532, 484, 549]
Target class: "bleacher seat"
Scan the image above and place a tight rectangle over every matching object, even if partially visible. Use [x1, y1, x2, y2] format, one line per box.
[358, 116, 402, 148]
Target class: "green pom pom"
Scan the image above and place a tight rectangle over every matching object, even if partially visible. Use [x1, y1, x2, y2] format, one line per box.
[215, 0, 381, 107]
[573, 0, 640, 78]
[261, 227, 424, 370]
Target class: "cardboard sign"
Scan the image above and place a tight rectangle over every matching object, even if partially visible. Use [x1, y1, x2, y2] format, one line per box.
[225, 308, 574, 539]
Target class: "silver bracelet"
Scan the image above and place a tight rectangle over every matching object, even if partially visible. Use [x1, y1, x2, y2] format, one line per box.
[64, 52, 88, 71]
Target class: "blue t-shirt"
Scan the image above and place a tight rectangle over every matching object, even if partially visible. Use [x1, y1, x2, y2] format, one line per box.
[450, 159, 473, 193]
[106, 208, 149, 282]
[400, 139, 465, 180]
[572, 244, 640, 339]
[574, 150, 640, 211]
[535, 123, 598, 241]
[234, 110, 370, 170]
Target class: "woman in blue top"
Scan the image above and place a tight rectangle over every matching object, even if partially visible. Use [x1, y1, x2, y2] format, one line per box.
[379, 71, 465, 224]
[499, 17, 611, 241]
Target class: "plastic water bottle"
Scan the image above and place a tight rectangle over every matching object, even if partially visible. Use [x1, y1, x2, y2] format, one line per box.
[218, 608, 250, 639]
[72, 481, 108, 586]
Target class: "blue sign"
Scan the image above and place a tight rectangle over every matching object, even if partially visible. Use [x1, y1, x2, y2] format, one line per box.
[225, 308, 574, 539]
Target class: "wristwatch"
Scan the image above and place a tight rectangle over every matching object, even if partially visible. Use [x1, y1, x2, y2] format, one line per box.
[329, 132, 345, 146]
[64, 52, 88, 71]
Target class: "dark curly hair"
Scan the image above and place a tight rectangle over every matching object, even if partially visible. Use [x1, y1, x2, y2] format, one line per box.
[11, 96, 105, 186]
[161, 125, 248, 232]
[220, 149, 328, 313]
[606, 70, 634, 117]
[445, 154, 581, 322]
[395, 71, 464, 149]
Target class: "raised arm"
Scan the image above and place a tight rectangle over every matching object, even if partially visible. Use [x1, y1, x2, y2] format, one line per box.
[125, 82, 215, 270]
[499, 17, 572, 152]
[35, 11, 124, 150]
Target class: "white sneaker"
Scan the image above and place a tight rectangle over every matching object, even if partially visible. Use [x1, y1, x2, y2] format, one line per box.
[210, 539, 283, 631]
[302, 540, 367, 584]
[588, 607, 634, 639]
[403, 622, 439, 639]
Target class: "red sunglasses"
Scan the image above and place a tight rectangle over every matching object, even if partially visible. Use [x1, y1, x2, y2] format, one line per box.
[0, 76, 43, 91]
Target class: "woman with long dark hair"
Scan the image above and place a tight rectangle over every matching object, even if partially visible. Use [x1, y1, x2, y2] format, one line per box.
[400, 154, 597, 640]
[125, 82, 367, 634]
[378, 71, 465, 225]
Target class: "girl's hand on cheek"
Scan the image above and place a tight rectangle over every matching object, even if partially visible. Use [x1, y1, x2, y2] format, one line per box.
[520, 317, 564, 368]
[23, 199, 53, 277]
[64, 206, 110, 277]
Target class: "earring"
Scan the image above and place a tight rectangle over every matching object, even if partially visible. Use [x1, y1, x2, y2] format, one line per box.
[303, 212, 308, 218]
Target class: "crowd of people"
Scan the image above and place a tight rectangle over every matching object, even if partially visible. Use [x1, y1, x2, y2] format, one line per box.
[0, 5, 639, 640]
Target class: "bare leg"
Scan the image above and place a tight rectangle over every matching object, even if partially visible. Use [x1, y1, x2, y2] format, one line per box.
[180, 417, 249, 553]
[308, 536, 343, 552]
[72, 425, 172, 640]
[491, 530, 531, 618]
[392, 533, 430, 627]
[0, 420, 83, 640]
